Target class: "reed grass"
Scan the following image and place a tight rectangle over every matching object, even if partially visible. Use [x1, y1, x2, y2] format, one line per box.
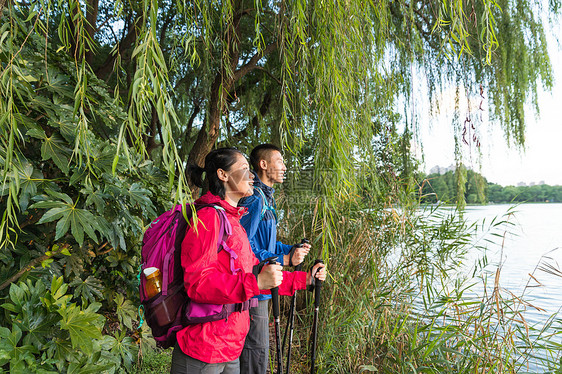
[277, 198, 562, 373]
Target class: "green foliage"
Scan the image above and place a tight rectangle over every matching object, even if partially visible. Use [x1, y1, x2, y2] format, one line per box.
[3, 0, 556, 250]
[0, 276, 137, 373]
[487, 182, 562, 203]
[0, 5, 170, 370]
[420, 168, 562, 204]
[420, 168, 488, 205]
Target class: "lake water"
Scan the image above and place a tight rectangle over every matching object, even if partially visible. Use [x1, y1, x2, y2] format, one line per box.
[463, 204, 562, 322]
[446, 204, 562, 371]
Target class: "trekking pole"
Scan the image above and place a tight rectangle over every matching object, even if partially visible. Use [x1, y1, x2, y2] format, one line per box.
[310, 259, 324, 374]
[283, 238, 309, 374]
[269, 257, 284, 374]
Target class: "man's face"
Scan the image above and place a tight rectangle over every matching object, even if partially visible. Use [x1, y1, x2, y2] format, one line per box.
[264, 150, 286, 185]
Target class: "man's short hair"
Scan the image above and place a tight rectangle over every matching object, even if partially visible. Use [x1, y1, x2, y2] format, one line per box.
[249, 144, 282, 171]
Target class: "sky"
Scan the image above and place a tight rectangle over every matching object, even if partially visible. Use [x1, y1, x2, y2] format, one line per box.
[418, 35, 562, 187]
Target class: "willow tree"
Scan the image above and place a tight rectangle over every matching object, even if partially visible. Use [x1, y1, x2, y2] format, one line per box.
[2, 0, 556, 247]
[0, 0, 559, 370]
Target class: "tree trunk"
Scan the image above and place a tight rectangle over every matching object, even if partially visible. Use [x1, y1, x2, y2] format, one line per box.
[95, 15, 144, 80]
[187, 72, 230, 174]
[186, 0, 243, 187]
[186, 1, 279, 193]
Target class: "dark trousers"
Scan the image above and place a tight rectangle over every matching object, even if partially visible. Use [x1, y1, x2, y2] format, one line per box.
[171, 343, 240, 374]
[239, 299, 269, 374]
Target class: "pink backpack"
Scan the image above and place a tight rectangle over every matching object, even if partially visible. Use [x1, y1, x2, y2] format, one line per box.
[139, 204, 255, 348]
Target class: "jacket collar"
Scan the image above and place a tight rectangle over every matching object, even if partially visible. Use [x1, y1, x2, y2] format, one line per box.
[251, 171, 275, 197]
[196, 191, 247, 218]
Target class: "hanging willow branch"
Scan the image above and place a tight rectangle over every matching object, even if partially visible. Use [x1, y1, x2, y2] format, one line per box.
[0, 0, 558, 252]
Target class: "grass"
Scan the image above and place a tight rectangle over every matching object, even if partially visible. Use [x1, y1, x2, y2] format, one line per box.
[133, 348, 172, 374]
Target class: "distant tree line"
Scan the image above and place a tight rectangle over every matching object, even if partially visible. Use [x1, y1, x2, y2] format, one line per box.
[420, 170, 562, 204]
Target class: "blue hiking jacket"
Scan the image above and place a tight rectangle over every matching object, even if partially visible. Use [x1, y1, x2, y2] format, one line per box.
[239, 172, 293, 301]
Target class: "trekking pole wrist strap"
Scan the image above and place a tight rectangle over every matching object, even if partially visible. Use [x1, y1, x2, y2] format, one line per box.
[252, 256, 278, 280]
[288, 245, 297, 267]
[288, 243, 303, 267]
[307, 259, 324, 292]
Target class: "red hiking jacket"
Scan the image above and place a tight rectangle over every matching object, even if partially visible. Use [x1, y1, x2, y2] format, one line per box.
[176, 192, 307, 363]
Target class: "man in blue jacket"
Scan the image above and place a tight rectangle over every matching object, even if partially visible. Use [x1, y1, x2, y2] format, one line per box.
[239, 144, 310, 374]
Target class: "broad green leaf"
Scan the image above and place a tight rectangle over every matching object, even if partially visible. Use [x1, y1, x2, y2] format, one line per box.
[0, 350, 9, 366]
[41, 258, 54, 268]
[109, 332, 137, 370]
[45, 338, 74, 367]
[26, 128, 46, 140]
[70, 167, 88, 186]
[19, 311, 60, 348]
[35, 203, 99, 245]
[62, 254, 84, 278]
[8, 283, 25, 311]
[50, 276, 69, 301]
[55, 213, 72, 241]
[15, 160, 42, 210]
[58, 304, 103, 355]
[70, 276, 104, 304]
[83, 188, 109, 214]
[68, 361, 116, 374]
[128, 183, 153, 207]
[0, 324, 39, 367]
[46, 190, 73, 204]
[29, 200, 66, 209]
[90, 145, 116, 174]
[94, 215, 112, 235]
[57, 120, 78, 143]
[70, 208, 99, 245]
[114, 294, 137, 330]
[1, 303, 18, 313]
[37, 206, 68, 224]
[40, 133, 71, 174]
[0, 326, 12, 351]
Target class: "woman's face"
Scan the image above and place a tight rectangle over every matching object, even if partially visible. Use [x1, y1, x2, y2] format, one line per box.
[222, 154, 255, 200]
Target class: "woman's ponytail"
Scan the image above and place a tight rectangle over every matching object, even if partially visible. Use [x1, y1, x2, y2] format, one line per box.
[187, 163, 205, 188]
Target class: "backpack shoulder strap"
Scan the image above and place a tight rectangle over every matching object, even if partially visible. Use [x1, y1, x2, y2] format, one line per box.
[255, 186, 277, 221]
[255, 187, 267, 220]
[209, 205, 231, 246]
[209, 205, 240, 274]
[186, 204, 240, 274]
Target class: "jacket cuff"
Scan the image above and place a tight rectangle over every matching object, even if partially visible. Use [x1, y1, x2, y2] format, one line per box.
[281, 243, 293, 255]
[245, 272, 261, 297]
[294, 271, 308, 290]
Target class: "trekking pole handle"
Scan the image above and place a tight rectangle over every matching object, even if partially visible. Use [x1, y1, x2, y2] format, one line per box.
[294, 238, 309, 271]
[268, 257, 280, 318]
[313, 259, 324, 308]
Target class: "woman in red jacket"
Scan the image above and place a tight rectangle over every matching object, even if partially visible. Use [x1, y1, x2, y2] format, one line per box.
[171, 148, 326, 374]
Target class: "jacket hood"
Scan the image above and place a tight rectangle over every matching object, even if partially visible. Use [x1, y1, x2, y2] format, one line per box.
[196, 191, 247, 218]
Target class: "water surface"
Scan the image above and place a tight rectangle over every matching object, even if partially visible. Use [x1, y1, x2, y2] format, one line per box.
[463, 204, 562, 324]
